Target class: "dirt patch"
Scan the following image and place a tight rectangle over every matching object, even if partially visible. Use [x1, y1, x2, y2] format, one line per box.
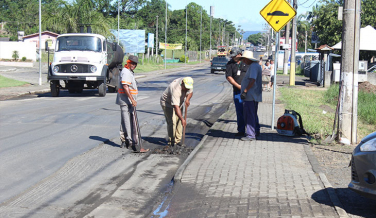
[319, 105, 335, 113]
[359, 81, 376, 94]
[152, 145, 194, 156]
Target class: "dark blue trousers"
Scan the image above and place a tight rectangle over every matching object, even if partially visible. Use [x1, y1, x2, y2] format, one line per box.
[233, 90, 245, 133]
[243, 101, 260, 138]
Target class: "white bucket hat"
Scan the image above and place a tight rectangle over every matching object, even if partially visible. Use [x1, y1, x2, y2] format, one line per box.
[234, 50, 258, 62]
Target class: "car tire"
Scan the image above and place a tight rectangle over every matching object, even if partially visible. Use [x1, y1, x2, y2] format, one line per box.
[98, 80, 106, 97]
[50, 80, 60, 97]
[211, 69, 214, 74]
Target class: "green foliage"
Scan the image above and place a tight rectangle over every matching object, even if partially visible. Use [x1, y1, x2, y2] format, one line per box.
[309, 0, 376, 60]
[179, 55, 189, 63]
[358, 91, 376, 125]
[324, 84, 376, 125]
[279, 87, 334, 136]
[247, 33, 262, 45]
[0, 75, 28, 88]
[12, 50, 19, 61]
[21, 57, 27, 61]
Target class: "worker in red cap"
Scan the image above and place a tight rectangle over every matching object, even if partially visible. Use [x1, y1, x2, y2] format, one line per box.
[116, 55, 148, 152]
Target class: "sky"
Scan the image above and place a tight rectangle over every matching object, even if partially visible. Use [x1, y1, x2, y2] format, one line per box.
[167, 0, 319, 32]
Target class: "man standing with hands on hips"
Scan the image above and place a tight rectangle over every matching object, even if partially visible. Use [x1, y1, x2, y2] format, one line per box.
[116, 55, 148, 152]
[236, 51, 262, 141]
[225, 47, 249, 137]
[160, 77, 194, 147]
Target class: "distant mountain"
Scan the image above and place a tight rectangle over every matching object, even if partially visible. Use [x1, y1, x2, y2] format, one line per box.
[243, 31, 261, 40]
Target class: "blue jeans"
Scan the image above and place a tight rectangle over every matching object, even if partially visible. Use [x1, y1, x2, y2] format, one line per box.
[243, 101, 260, 138]
[233, 90, 245, 133]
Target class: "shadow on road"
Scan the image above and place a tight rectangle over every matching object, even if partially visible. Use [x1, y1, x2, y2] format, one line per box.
[312, 188, 376, 218]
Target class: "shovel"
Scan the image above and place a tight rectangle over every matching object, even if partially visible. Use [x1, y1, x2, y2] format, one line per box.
[181, 105, 188, 147]
[131, 106, 143, 152]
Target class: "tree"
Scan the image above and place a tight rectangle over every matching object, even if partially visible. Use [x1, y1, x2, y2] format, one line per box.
[247, 33, 262, 45]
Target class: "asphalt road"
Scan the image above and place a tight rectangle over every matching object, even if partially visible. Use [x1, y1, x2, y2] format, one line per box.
[0, 66, 232, 217]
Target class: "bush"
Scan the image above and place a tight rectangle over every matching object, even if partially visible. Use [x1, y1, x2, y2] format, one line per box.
[12, 50, 19, 61]
[21, 57, 27, 61]
[179, 55, 189, 63]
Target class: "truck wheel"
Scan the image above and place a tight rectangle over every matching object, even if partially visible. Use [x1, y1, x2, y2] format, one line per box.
[50, 80, 60, 97]
[108, 86, 116, 93]
[98, 80, 106, 97]
[211, 69, 214, 74]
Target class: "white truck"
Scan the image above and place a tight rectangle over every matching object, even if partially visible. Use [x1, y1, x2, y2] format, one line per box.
[48, 33, 124, 97]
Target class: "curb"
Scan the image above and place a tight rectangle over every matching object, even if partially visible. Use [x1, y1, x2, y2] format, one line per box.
[173, 102, 232, 183]
[304, 144, 349, 218]
[174, 135, 208, 183]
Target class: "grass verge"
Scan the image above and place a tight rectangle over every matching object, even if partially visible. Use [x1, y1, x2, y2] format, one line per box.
[0, 75, 28, 88]
[279, 84, 375, 143]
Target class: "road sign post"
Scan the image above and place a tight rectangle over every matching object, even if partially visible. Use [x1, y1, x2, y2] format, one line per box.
[260, 0, 296, 129]
[260, 0, 296, 33]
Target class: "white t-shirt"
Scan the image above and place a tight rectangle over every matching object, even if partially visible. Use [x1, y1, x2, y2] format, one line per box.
[270, 64, 275, 76]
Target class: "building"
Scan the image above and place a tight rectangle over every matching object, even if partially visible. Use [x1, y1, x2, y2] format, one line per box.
[22, 31, 59, 50]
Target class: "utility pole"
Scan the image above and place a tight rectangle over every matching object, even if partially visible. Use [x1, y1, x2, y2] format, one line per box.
[305, 30, 307, 53]
[156, 15, 159, 56]
[117, 0, 120, 45]
[283, 0, 291, 75]
[283, 21, 290, 75]
[290, 0, 297, 86]
[339, 0, 360, 144]
[200, 7, 202, 63]
[210, 7, 212, 60]
[185, 5, 187, 65]
[38, 0, 42, 86]
[164, 1, 167, 69]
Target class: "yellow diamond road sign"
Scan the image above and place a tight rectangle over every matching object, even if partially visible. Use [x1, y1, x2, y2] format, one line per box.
[260, 0, 296, 32]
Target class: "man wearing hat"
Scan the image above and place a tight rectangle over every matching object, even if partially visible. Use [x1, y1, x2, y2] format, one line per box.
[236, 51, 262, 141]
[225, 47, 249, 137]
[116, 55, 148, 152]
[160, 77, 194, 147]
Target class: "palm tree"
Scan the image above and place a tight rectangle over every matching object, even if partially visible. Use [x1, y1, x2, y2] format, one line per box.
[297, 13, 311, 52]
[43, 0, 111, 36]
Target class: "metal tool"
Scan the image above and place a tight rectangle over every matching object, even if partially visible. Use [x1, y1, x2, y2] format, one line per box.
[181, 105, 188, 146]
[132, 106, 143, 152]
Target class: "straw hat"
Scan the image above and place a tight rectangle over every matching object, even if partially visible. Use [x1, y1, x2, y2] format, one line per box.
[234, 50, 258, 62]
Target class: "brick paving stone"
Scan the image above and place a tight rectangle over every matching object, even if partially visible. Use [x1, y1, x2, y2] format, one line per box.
[163, 90, 340, 218]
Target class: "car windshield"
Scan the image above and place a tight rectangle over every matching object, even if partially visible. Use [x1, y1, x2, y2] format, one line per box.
[56, 36, 102, 52]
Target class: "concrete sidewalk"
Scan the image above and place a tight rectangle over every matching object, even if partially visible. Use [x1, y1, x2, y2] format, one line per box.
[153, 90, 346, 218]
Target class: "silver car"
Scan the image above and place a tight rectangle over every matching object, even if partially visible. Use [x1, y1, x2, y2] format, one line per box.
[349, 131, 376, 199]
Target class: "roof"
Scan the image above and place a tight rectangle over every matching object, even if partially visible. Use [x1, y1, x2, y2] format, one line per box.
[23, 31, 59, 39]
[332, 25, 376, 51]
[315, 44, 334, 51]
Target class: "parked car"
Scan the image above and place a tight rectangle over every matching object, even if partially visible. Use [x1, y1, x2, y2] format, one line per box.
[210, 57, 228, 74]
[349, 131, 376, 200]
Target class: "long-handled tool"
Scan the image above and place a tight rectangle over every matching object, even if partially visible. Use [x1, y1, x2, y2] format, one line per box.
[181, 105, 188, 146]
[132, 106, 143, 152]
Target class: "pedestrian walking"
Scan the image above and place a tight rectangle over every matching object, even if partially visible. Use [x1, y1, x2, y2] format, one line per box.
[160, 77, 194, 147]
[116, 55, 149, 152]
[225, 47, 249, 136]
[269, 59, 275, 89]
[237, 51, 262, 141]
[259, 57, 264, 70]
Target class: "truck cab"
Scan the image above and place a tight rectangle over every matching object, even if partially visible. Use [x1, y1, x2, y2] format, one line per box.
[48, 33, 123, 97]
